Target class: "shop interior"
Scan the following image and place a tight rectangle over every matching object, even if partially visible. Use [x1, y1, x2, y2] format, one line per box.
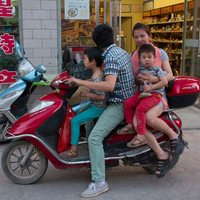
[61, 0, 200, 78]
[0, 0, 199, 78]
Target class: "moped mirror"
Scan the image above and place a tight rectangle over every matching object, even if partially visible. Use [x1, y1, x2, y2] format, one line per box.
[36, 64, 46, 74]
[15, 41, 23, 59]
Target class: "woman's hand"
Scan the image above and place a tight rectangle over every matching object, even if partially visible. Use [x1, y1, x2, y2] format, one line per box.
[137, 72, 149, 83]
[137, 72, 159, 84]
[143, 84, 152, 92]
[80, 90, 89, 97]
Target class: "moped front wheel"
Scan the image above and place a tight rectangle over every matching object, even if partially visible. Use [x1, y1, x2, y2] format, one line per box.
[0, 114, 11, 144]
[1, 139, 48, 184]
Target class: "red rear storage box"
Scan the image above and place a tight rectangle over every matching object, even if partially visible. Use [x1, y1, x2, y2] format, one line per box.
[167, 76, 200, 109]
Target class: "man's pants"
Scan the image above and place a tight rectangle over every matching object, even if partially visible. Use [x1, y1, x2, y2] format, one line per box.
[88, 102, 124, 182]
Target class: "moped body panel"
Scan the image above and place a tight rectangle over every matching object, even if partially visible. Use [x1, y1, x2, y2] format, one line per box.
[0, 79, 26, 109]
[8, 93, 64, 136]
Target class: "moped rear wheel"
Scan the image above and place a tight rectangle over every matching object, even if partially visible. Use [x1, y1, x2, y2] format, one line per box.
[1, 139, 48, 184]
[142, 142, 180, 174]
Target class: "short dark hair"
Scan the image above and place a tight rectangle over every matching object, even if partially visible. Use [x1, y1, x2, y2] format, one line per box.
[84, 47, 103, 67]
[138, 44, 156, 58]
[92, 24, 113, 48]
[132, 22, 151, 37]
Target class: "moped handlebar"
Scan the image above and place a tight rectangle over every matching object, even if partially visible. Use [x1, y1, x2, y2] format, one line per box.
[41, 77, 49, 83]
[61, 81, 76, 86]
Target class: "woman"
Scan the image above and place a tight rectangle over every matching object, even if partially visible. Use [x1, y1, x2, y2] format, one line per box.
[118, 22, 182, 178]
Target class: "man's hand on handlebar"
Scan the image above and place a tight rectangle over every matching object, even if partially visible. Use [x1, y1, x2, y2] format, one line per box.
[63, 77, 80, 87]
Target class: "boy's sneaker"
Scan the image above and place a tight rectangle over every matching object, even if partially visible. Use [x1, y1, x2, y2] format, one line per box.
[81, 181, 108, 198]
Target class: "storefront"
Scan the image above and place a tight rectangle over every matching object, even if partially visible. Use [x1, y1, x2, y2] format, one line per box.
[0, 0, 200, 106]
[60, 0, 200, 78]
[1, 0, 199, 76]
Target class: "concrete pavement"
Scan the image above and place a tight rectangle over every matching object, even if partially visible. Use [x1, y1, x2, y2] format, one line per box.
[0, 106, 200, 200]
[174, 106, 200, 130]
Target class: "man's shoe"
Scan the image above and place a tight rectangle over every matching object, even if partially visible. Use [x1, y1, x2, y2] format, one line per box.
[81, 181, 108, 198]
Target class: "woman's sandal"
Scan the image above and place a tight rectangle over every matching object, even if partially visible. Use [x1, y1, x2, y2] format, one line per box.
[156, 151, 171, 178]
[59, 149, 79, 159]
[170, 138, 183, 157]
[117, 125, 136, 134]
[127, 135, 147, 148]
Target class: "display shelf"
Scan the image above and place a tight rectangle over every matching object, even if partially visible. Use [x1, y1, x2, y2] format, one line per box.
[142, 2, 196, 76]
[145, 18, 199, 26]
[167, 51, 182, 55]
[152, 40, 182, 44]
[151, 31, 183, 33]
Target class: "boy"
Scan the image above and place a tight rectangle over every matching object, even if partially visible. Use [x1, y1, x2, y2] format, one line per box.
[124, 44, 168, 147]
[59, 47, 107, 158]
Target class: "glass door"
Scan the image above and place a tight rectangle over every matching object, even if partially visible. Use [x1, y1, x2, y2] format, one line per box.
[182, 0, 200, 77]
[182, 0, 200, 108]
[108, 0, 124, 49]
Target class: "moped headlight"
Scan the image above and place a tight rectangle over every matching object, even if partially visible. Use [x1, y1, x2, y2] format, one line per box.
[17, 70, 29, 78]
[2, 91, 17, 99]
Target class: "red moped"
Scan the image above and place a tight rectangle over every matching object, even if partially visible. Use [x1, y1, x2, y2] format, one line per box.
[1, 71, 199, 184]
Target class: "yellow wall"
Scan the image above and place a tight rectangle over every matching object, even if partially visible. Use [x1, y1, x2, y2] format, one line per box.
[153, 0, 184, 9]
[120, 0, 143, 51]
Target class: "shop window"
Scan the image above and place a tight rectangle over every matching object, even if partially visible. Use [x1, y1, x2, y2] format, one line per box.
[0, 0, 19, 72]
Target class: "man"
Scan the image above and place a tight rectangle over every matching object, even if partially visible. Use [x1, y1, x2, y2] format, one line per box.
[67, 24, 135, 198]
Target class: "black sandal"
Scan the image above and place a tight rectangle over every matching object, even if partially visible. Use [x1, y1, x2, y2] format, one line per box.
[170, 138, 183, 157]
[156, 152, 171, 178]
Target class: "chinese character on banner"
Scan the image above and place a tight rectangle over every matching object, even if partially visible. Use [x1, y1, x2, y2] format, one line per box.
[0, 33, 15, 54]
[0, 70, 17, 87]
[0, 0, 14, 17]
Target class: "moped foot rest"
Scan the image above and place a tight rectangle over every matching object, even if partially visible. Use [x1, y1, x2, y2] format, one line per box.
[119, 145, 150, 157]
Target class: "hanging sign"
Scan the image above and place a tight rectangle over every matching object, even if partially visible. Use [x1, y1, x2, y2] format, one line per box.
[143, 0, 154, 12]
[0, 0, 14, 17]
[65, 0, 90, 20]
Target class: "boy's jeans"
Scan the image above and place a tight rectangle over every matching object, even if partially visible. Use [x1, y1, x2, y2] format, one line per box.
[88, 102, 124, 181]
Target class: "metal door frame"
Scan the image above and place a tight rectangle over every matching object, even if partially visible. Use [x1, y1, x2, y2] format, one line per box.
[182, 0, 200, 76]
